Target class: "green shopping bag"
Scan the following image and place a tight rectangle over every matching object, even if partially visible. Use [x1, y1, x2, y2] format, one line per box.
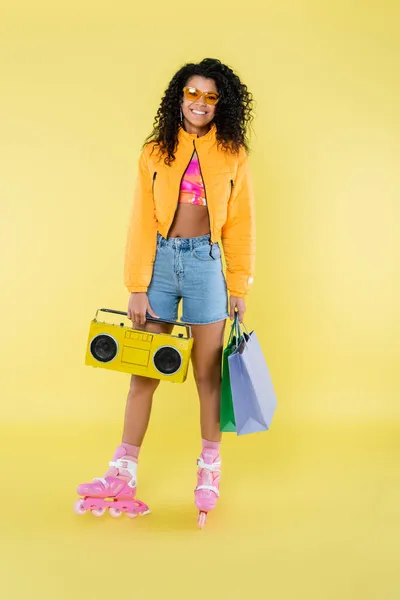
[220, 314, 242, 432]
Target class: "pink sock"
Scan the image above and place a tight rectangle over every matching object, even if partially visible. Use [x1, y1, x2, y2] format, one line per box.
[201, 438, 221, 461]
[121, 442, 141, 463]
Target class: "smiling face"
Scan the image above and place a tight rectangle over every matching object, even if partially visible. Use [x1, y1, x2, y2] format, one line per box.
[181, 75, 218, 136]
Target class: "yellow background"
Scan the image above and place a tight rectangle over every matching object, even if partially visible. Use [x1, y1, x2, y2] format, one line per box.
[1, 1, 399, 599]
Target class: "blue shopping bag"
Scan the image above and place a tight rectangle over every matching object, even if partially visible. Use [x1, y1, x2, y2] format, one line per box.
[228, 324, 278, 435]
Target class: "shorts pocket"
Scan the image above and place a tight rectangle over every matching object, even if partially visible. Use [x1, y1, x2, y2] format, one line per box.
[192, 243, 221, 261]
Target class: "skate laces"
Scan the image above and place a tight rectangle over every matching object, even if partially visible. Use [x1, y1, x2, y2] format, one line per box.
[197, 456, 221, 472]
[195, 456, 221, 497]
[94, 458, 137, 489]
[109, 458, 138, 488]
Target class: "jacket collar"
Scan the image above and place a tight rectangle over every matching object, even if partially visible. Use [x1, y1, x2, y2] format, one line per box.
[178, 122, 217, 144]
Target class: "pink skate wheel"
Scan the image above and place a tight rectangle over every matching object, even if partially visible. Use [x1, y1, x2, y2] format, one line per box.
[126, 511, 138, 519]
[108, 507, 122, 518]
[198, 511, 207, 529]
[73, 499, 87, 515]
[91, 507, 106, 517]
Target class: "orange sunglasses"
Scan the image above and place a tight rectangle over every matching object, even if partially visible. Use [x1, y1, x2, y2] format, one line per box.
[183, 86, 220, 106]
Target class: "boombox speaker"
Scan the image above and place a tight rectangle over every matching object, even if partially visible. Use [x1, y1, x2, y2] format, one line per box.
[85, 308, 193, 383]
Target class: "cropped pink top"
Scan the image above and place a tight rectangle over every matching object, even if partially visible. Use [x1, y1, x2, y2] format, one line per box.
[178, 151, 207, 206]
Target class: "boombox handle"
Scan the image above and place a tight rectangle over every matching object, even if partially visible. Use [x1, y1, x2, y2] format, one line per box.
[95, 308, 192, 339]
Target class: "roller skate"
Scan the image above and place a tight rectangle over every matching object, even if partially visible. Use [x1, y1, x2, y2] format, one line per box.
[194, 451, 221, 529]
[74, 445, 150, 519]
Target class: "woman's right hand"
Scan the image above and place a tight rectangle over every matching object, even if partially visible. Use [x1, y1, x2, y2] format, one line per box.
[127, 292, 159, 325]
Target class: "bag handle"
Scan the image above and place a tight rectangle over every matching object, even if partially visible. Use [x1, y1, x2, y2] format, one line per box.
[232, 312, 250, 349]
[94, 308, 192, 339]
[227, 312, 250, 348]
[227, 312, 239, 345]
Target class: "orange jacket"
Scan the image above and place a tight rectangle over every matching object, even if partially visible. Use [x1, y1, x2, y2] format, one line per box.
[124, 123, 256, 298]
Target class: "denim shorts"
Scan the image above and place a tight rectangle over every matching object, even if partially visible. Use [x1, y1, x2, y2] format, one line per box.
[146, 233, 229, 325]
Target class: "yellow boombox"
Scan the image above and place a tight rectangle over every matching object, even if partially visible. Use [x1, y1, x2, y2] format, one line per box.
[85, 308, 193, 383]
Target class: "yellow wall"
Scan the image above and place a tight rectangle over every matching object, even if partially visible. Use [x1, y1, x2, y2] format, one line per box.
[1, 1, 398, 424]
[0, 2, 399, 599]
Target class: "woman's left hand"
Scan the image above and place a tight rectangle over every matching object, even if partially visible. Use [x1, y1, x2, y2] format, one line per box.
[229, 296, 246, 323]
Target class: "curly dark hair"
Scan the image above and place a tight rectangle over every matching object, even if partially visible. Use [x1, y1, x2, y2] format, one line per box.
[143, 58, 255, 165]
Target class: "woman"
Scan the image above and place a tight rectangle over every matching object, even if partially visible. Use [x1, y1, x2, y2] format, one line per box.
[76, 58, 256, 526]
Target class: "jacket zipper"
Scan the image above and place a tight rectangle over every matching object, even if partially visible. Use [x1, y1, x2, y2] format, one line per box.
[152, 171, 157, 193]
[193, 140, 212, 244]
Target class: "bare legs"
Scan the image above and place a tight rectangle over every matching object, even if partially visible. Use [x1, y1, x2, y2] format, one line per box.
[121, 319, 225, 445]
[190, 320, 226, 442]
[121, 321, 172, 446]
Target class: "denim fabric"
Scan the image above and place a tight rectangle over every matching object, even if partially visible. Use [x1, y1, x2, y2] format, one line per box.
[146, 234, 229, 325]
